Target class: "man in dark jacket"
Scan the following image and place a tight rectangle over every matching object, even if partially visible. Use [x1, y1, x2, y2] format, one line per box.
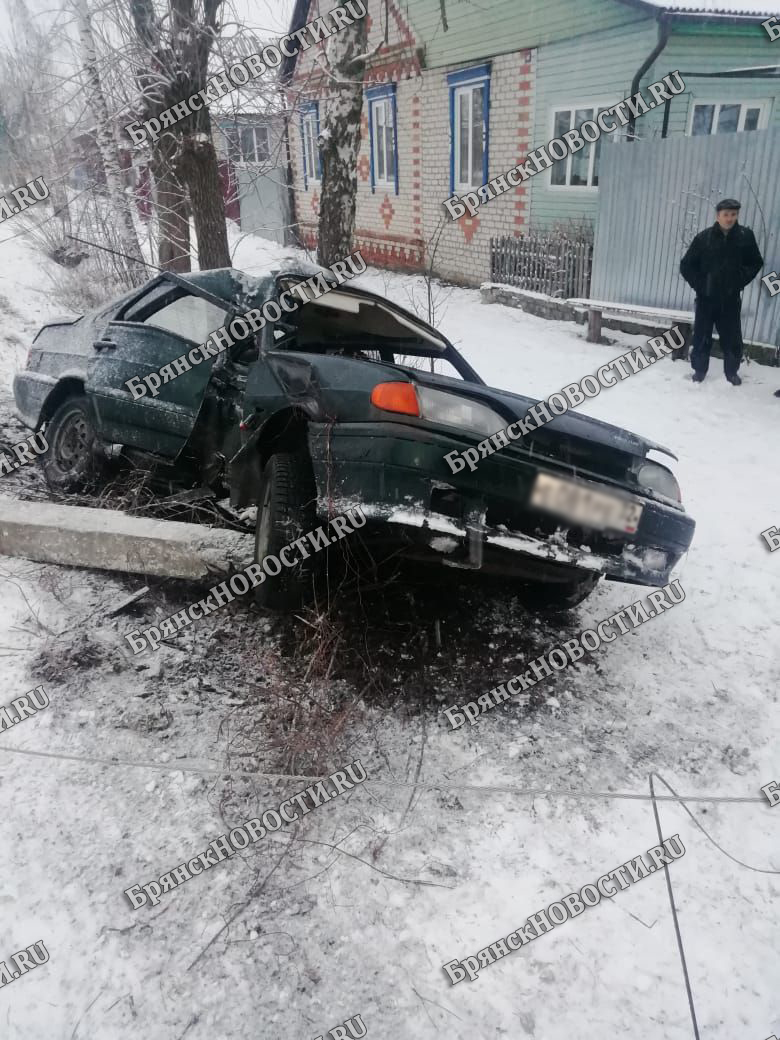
[679, 198, 763, 385]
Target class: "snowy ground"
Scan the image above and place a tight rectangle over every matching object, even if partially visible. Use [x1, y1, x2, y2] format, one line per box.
[0, 225, 778, 1040]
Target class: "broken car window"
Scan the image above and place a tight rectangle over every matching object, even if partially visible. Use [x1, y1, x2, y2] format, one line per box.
[142, 294, 229, 346]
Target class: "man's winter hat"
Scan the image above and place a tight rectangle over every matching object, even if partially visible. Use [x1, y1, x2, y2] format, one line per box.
[716, 198, 741, 211]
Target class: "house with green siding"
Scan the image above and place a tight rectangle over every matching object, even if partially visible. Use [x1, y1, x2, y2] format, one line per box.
[285, 0, 779, 286]
[527, 0, 780, 228]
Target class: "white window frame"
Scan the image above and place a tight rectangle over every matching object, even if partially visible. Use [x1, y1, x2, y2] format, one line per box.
[370, 96, 396, 188]
[453, 82, 487, 193]
[239, 124, 271, 164]
[301, 108, 320, 184]
[223, 122, 271, 165]
[686, 99, 769, 136]
[547, 99, 620, 192]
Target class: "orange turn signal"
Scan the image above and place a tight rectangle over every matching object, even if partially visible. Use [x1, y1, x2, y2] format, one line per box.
[370, 381, 420, 417]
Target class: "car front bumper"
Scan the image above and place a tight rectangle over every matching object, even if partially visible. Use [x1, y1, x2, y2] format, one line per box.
[308, 421, 695, 588]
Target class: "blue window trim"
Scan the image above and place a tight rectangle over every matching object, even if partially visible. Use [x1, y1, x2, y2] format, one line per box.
[365, 84, 398, 195]
[300, 101, 321, 189]
[447, 63, 490, 88]
[448, 64, 491, 194]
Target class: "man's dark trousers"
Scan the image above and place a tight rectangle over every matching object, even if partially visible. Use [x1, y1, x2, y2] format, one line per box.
[690, 293, 744, 379]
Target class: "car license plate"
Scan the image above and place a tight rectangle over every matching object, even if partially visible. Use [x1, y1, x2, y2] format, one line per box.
[530, 473, 643, 534]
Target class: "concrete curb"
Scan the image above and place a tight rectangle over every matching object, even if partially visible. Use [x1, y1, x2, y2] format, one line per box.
[0, 497, 254, 580]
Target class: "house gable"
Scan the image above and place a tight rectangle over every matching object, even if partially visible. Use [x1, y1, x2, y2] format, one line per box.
[285, 0, 423, 91]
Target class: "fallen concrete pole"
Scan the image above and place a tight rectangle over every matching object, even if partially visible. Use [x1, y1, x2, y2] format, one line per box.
[0, 497, 254, 580]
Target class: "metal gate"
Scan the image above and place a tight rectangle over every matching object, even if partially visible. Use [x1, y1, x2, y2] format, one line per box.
[236, 167, 290, 246]
[591, 127, 780, 347]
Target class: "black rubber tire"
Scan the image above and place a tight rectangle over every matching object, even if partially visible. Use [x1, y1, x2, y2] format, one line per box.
[254, 451, 317, 610]
[516, 572, 600, 613]
[40, 395, 106, 492]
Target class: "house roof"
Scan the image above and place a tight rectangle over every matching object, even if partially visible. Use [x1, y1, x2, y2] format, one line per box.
[279, 0, 779, 87]
[637, 0, 780, 15]
[682, 62, 780, 75]
[280, 0, 309, 84]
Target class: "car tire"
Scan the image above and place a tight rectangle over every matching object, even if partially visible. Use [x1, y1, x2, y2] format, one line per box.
[254, 451, 317, 611]
[40, 395, 106, 492]
[517, 572, 600, 613]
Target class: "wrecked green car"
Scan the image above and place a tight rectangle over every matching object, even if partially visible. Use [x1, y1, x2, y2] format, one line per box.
[13, 261, 694, 609]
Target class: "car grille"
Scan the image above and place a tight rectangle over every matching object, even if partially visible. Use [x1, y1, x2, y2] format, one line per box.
[514, 426, 635, 488]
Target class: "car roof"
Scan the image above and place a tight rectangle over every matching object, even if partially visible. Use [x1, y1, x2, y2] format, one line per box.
[171, 262, 341, 311]
[173, 267, 274, 310]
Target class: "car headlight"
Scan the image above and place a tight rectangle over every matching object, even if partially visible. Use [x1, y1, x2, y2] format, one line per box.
[636, 460, 681, 503]
[416, 386, 506, 438]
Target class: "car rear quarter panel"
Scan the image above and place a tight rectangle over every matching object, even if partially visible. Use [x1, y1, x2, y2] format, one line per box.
[14, 312, 108, 428]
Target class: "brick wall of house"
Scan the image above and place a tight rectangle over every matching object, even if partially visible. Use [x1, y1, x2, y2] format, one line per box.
[419, 48, 536, 285]
[288, 0, 423, 267]
[287, 0, 537, 287]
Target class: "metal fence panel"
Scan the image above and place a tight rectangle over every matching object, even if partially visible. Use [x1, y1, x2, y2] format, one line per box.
[592, 128, 780, 347]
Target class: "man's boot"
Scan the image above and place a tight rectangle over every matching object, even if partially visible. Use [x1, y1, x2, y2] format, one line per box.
[726, 373, 742, 385]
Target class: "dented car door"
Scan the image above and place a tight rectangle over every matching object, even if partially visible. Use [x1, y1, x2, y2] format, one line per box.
[86, 280, 230, 458]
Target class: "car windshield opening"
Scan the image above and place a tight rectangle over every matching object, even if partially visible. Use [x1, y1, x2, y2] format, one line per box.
[272, 281, 468, 379]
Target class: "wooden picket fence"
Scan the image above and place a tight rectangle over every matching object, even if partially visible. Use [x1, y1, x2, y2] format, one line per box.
[490, 230, 593, 299]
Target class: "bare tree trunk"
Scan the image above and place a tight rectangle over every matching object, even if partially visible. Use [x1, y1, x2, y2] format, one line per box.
[180, 111, 231, 269]
[130, 0, 190, 271]
[75, 0, 146, 283]
[129, 0, 230, 271]
[151, 136, 190, 272]
[317, 14, 368, 267]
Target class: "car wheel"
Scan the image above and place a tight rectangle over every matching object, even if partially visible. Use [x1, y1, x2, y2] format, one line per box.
[254, 451, 317, 610]
[517, 572, 600, 612]
[40, 395, 106, 492]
